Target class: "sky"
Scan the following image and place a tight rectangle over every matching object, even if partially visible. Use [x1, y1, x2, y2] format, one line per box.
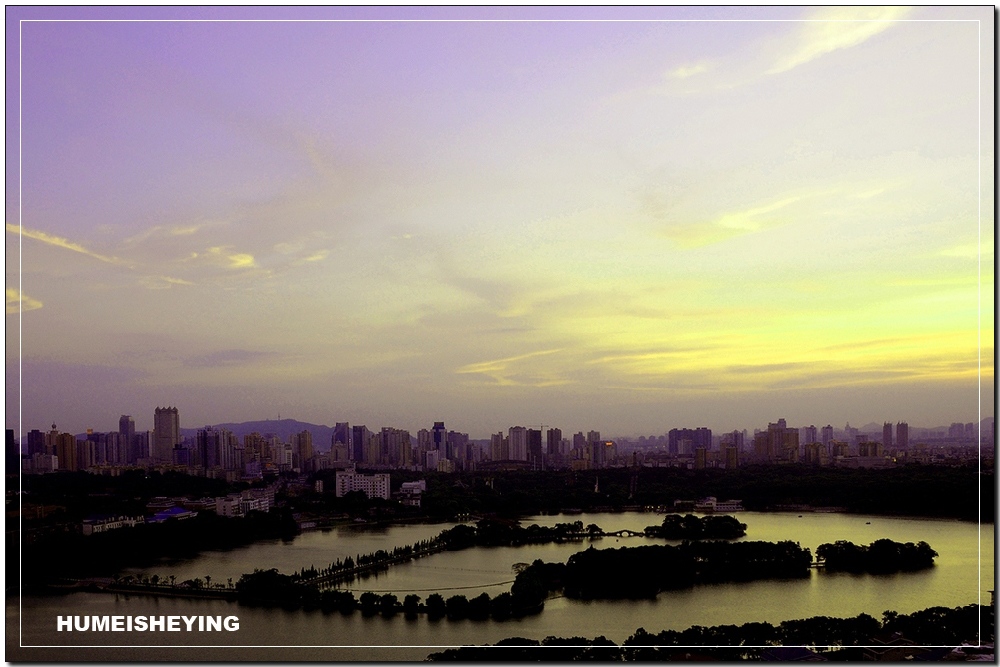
[4, 6, 994, 439]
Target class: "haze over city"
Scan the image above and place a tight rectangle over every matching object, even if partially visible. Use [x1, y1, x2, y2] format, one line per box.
[5, 6, 994, 439]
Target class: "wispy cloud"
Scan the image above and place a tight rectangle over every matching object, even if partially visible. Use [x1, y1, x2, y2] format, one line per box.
[138, 275, 195, 290]
[7, 223, 127, 266]
[768, 7, 910, 75]
[194, 246, 259, 270]
[185, 348, 276, 368]
[661, 194, 805, 248]
[939, 242, 991, 260]
[5, 287, 42, 314]
[668, 62, 711, 79]
[456, 349, 566, 386]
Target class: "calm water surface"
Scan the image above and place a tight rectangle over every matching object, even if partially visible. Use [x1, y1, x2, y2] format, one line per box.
[10, 511, 993, 660]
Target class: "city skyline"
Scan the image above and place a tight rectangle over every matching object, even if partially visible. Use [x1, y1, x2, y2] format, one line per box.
[14, 405, 990, 443]
[5, 6, 994, 440]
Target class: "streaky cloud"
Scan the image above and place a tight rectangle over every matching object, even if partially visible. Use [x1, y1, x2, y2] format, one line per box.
[456, 348, 564, 376]
[768, 7, 910, 75]
[6, 223, 127, 266]
[5, 288, 42, 314]
[669, 62, 711, 79]
[661, 194, 807, 248]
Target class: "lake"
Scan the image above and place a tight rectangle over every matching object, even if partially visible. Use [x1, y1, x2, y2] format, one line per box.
[8, 511, 993, 660]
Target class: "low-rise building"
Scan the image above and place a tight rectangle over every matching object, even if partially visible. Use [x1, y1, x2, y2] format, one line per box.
[334, 467, 390, 500]
[81, 514, 144, 536]
[147, 506, 198, 523]
[396, 480, 426, 507]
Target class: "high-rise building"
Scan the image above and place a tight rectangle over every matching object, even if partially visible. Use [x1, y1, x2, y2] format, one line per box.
[432, 422, 447, 455]
[153, 407, 180, 463]
[333, 422, 351, 449]
[291, 430, 314, 469]
[694, 446, 707, 469]
[821, 425, 834, 446]
[508, 426, 528, 461]
[883, 422, 893, 448]
[26, 429, 45, 457]
[351, 425, 370, 463]
[55, 432, 77, 471]
[490, 432, 507, 461]
[196, 427, 220, 469]
[526, 429, 543, 467]
[723, 444, 739, 469]
[587, 431, 603, 468]
[668, 428, 712, 455]
[118, 415, 136, 462]
[896, 422, 909, 450]
[546, 428, 562, 457]
[753, 419, 797, 463]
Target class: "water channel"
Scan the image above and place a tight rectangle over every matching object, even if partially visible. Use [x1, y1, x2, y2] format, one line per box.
[8, 511, 993, 660]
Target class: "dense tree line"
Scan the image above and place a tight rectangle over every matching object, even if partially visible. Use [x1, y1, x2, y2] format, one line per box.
[410, 465, 989, 521]
[437, 518, 595, 549]
[643, 513, 747, 539]
[816, 539, 938, 573]
[427, 604, 992, 660]
[21, 509, 299, 581]
[291, 538, 442, 583]
[558, 541, 813, 599]
[20, 469, 237, 520]
[235, 563, 548, 620]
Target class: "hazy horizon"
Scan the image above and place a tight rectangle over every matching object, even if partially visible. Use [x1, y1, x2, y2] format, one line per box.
[5, 6, 994, 441]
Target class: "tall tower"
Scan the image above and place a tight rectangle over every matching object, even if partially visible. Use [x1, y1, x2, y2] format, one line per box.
[291, 430, 314, 470]
[351, 425, 369, 462]
[546, 428, 562, 457]
[119, 415, 136, 463]
[153, 407, 180, 463]
[526, 429, 543, 467]
[896, 422, 909, 450]
[432, 422, 447, 456]
[508, 426, 528, 461]
[333, 422, 351, 448]
[883, 422, 893, 449]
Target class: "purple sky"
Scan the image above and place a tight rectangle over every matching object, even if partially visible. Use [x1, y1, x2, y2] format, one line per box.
[5, 6, 994, 438]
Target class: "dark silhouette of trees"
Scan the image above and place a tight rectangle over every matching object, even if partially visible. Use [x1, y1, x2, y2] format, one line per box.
[427, 604, 991, 660]
[816, 539, 937, 573]
[378, 593, 398, 617]
[425, 593, 446, 620]
[402, 594, 421, 618]
[644, 513, 747, 540]
[445, 595, 470, 620]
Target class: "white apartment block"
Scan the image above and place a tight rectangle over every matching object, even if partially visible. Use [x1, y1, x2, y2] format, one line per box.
[334, 469, 390, 500]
